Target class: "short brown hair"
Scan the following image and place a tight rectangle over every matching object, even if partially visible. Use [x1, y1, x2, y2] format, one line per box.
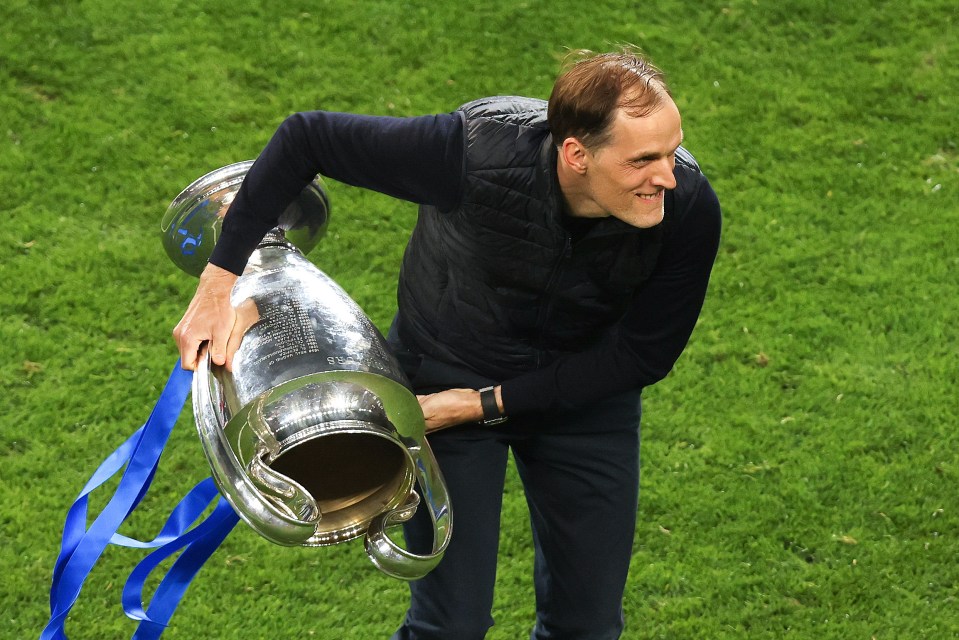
[547, 47, 671, 150]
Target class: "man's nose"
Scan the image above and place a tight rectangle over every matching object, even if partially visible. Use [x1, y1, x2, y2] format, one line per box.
[651, 157, 677, 190]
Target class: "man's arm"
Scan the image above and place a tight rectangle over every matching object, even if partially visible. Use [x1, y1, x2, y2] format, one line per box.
[211, 110, 465, 275]
[173, 110, 464, 370]
[417, 386, 505, 432]
[500, 179, 722, 415]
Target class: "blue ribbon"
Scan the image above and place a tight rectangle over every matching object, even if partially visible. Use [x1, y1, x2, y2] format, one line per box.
[42, 361, 239, 639]
[123, 486, 239, 638]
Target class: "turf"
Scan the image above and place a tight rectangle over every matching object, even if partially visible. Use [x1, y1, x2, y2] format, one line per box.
[2, 0, 957, 638]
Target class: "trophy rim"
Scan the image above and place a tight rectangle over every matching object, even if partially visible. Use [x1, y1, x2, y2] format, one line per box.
[161, 161, 329, 277]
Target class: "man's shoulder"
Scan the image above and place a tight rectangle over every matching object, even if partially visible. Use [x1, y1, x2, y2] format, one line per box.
[458, 96, 547, 124]
[670, 145, 718, 219]
[458, 96, 552, 171]
[675, 145, 702, 176]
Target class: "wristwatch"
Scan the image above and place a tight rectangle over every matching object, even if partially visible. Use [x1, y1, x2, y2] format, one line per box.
[479, 386, 508, 425]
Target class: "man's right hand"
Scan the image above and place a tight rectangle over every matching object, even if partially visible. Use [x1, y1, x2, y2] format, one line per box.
[173, 263, 239, 371]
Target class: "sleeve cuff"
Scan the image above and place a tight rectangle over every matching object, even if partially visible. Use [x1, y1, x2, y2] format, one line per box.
[208, 221, 274, 275]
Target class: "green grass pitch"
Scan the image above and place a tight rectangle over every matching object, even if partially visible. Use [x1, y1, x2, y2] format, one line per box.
[2, 0, 957, 638]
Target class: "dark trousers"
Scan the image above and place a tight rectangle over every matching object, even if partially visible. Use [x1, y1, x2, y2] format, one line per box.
[389, 390, 642, 640]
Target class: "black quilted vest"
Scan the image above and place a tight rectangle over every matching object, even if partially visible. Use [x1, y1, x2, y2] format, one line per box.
[396, 96, 702, 380]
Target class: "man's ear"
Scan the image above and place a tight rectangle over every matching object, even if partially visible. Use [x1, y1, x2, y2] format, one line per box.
[560, 137, 590, 175]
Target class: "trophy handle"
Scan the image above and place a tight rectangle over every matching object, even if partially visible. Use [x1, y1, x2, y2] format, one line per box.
[194, 347, 318, 545]
[364, 442, 453, 580]
[247, 449, 321, 523]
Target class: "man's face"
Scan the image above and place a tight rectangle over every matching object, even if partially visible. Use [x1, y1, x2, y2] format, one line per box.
[580, 99, 683, 228]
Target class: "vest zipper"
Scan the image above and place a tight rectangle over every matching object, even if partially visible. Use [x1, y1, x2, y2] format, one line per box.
[533, 234, 572, 367]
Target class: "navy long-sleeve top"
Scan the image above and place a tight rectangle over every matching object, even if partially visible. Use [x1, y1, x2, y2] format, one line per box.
[209, 110, 721, 416]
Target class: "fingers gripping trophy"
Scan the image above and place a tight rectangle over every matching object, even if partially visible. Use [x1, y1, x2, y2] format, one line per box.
[161, 162, 452, 580]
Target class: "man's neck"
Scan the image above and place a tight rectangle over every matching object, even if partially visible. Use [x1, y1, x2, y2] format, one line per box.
[555, 149, 605, 219]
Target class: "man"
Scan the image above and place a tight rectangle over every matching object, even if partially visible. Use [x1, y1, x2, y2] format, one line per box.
[174, 49, 721, 640]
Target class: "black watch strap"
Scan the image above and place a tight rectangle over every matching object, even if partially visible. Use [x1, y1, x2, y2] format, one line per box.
[479, 386, 507, 425]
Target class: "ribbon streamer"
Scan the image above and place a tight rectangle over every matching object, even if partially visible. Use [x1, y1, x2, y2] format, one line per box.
[123, 488, 239, 638]
[42, 361, 238, 639]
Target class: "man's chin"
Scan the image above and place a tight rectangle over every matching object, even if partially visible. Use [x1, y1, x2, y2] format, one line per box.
[618, 204, 665, 229]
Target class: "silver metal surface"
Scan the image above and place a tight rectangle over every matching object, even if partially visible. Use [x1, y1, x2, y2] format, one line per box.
[170, 165, 451, 580]
[161, 161, 330, 277]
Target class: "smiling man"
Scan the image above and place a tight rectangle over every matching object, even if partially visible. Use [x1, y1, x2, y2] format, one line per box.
[174, 48, 721, 640]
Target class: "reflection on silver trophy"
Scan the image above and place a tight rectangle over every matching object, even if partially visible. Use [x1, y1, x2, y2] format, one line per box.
[161, 162, 452, 580]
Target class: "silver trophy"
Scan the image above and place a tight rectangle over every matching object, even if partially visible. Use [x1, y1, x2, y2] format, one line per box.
[161, 162, 452, 580]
